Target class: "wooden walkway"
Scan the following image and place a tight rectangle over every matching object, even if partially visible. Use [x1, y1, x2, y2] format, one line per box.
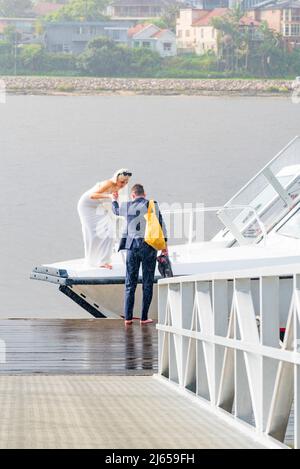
[0, 319, 157, 375]
[0, 319, 267, 449]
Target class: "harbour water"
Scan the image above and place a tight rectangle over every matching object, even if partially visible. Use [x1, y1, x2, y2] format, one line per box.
[1, 94, 300, 318]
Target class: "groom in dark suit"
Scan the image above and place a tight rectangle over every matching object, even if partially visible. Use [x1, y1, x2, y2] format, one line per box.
[112, 184, 168, 325]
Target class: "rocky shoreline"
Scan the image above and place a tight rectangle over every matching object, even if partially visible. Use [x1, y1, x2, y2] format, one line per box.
[1, 75, 295, 96]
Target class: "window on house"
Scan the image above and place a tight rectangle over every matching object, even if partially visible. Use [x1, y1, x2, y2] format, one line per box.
[212, 28, 215, 38]
[186, 30, 190, 37]
[291, 9, 300, 21]
[52, 44, 63, 52]
[178, 30, 182, 38]
[76, 26, 88, 35]
[112, 30, 120, 40]
[291, 23, 300, 36]
[163, 42, 172, 51]
[133, 41, 140, 47]
[285, 24, 290, 36]
[63, 43, 70, 53]
[201, 28, 204, 38]
[142, 41, 151, 48]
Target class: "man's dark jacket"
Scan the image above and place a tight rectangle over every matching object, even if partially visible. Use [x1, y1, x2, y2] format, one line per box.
[112, 197, 167, 251]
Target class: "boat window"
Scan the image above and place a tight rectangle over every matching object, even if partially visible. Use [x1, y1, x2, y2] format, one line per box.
[277, 209, 300, 239]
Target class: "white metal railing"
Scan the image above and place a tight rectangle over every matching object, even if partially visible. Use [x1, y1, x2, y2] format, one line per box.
[113, 204, 267, 249]
[157, 265, 300, 448]
[161, 205, 267, 246]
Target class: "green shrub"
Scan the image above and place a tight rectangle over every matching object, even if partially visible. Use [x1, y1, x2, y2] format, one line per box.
[0, 54, 14, 73]
[164, 53, 218, 72]
[79, 36, 160, 77]
[45, 53, 77, 72]
[18, 44, 46, 72]
[0, 40, 12, 54]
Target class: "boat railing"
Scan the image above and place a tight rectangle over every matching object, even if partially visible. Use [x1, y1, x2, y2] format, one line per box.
[157, 264, 300, 448]
[160, 204, 267, 247]
[113, 203, 267, 249]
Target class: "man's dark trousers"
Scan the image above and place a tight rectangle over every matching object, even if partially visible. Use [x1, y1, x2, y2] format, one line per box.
[125, 241, 157, 321]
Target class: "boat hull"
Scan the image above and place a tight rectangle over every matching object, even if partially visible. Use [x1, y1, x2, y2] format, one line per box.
[60, 283, 158, 319]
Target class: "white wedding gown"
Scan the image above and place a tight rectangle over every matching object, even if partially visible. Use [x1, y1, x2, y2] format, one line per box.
[77, 182, 116, 267]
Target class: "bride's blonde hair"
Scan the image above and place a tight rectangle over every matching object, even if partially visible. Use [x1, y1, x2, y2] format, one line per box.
[112, 168, 132, 183]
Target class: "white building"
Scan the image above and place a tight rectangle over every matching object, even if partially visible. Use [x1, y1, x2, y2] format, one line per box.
[128, 23, 177, 57]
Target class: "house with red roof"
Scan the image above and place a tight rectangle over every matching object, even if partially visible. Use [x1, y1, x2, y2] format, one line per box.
[176, 8, 228, 54]
[128, 23, 176, 56]
[32, 2, 64, 17]
[177, 8, 261, 55]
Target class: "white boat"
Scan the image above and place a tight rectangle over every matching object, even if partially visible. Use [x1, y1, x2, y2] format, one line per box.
[31, 136, 300, 321]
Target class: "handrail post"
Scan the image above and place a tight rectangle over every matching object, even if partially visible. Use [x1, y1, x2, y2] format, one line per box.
[188, 210, 193, 245]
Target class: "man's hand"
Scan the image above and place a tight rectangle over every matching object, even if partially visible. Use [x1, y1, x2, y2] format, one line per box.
[161, 247, 168, 256]
[111, 191, 119, 201]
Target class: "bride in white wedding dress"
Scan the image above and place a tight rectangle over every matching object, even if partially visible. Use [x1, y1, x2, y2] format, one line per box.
[77, 169, 132, 269]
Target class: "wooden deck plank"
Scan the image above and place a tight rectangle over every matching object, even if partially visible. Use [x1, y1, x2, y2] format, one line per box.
[0, 319, 157, 375]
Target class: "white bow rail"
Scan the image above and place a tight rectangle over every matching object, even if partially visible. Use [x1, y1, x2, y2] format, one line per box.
[160, 204, 267, 246]
[157, 265, 300, 449]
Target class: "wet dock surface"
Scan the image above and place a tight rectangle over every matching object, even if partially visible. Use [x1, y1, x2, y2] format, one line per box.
[0, 319, 157, 375]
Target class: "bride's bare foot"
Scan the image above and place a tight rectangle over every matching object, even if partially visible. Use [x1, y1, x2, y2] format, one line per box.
[100, 263, 113, 270]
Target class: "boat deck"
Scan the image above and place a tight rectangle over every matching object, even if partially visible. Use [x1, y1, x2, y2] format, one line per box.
[0, 319, 157, 375]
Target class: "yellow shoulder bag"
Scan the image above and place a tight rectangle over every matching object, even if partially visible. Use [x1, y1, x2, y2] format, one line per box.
[144, 200, 166, 251]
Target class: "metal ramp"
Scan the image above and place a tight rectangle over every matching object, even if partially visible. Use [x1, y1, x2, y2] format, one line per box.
[0, 375, 266, 449]
[0, 319, 265, 448]
[213, 136, 300, 246]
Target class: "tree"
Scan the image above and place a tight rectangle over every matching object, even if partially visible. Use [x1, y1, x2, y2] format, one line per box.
[3, 25, 22, 52]
[47, 0, 109, 22]
[254, 22, 285, 77]
[80, 37, 130, 75]
[0, 45, 14, 72]
[161, 1, 180, 32]
[0, 0, 33, 17]
[19, 44, 46, 72]
[211, 6, 288, 76]
[79, 36, 160, 76]
[140, 17, 168, 29]
[211, 5, 247, 72]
